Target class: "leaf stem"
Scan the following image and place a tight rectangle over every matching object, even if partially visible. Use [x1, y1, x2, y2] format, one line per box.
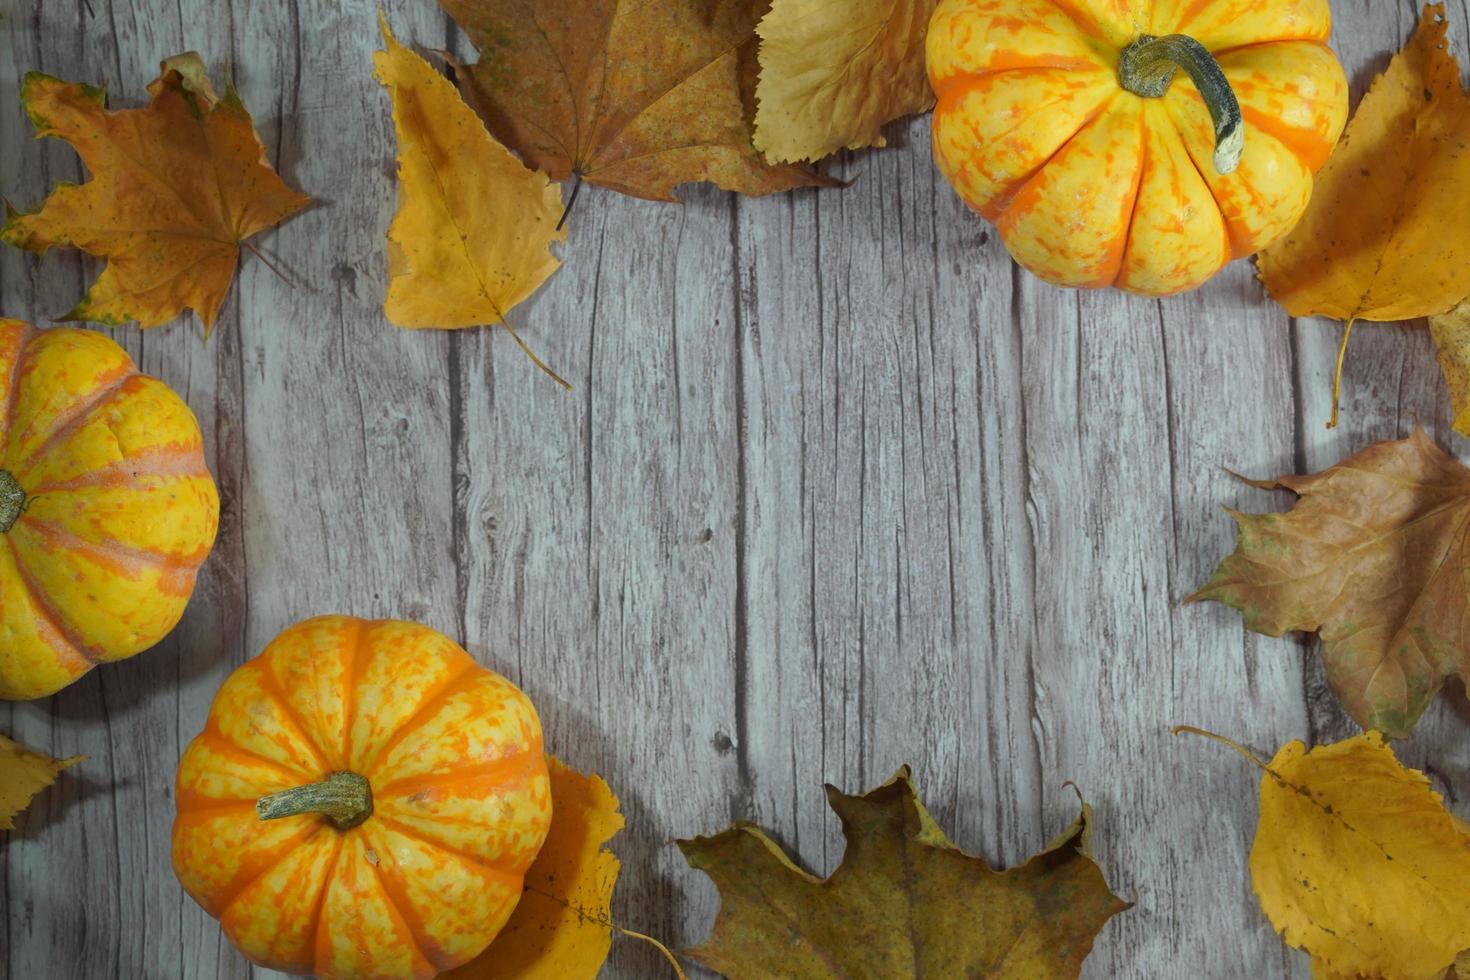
[521, 884, 689, 979]
[1171, 725, 1270, 770]
[613, 926, 689, 980]
[1328, 318, 1356, 429]
[557, 173, 583, 232]
[243, 240, 299, 291]
[504, 324, 573, 390]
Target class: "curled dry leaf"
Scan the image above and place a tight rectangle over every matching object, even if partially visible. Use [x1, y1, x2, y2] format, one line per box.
[1187, 729, 1470, 980]
[436, 0, 836, 201]
[753, 0, 937, 163]
[678, 767, 1129, 978]
[1191, 429, 1470, 737]
[444, 757, 624, 980]
[0, 734, 83, 831]
[2, 55, 309, 332]
[373, 17, 563, 330]
[1257, 3, 1470, 323]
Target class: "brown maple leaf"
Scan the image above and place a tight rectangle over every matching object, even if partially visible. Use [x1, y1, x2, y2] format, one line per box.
[1190, 429, 1470, 737]
[437, 0, 836, 201]
[3, 54, 309, 332]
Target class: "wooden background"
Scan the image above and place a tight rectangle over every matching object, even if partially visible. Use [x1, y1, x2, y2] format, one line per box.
[4, 1, 1470, 977]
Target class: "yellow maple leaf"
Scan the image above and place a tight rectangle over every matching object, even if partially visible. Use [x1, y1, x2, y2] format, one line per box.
[373, 17, 564, 330]
[1185, 728, 1470, 980]
[0, 734, 83, 831]
[753, 0, 937, 163]
[443, 756, 624, 980]
[2, 55, 309, 332]
[1257, 3, 1470, 323]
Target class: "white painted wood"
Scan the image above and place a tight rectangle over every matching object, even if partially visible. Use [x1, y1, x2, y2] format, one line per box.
[4, 1, 1469, 977]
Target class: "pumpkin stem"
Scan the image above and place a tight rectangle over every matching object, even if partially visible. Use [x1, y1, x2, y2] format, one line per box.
[0, 470, 26, 533]
[256, 771, 373, 830]
[1118, 34, 1243, 175]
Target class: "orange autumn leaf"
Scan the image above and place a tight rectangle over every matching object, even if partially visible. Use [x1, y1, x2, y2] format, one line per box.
[1257, 3, 1470, 323]
[373, 17, 563, 330]
[437, 0, 837, 202]
[2, 54, 309, 332]
[444, 756, 624, 980]
[1190, 429, 1470, 737]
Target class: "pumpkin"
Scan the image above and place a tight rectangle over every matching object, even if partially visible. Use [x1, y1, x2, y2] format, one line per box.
[0, 319, 219, 699]
[172, 616, 553, 980]
[927, 0, 1349, 295]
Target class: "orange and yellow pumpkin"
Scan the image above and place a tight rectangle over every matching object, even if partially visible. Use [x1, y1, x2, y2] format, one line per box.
[927, 0, 1349, 295]
[0, 320, 219, 699]
[172, 616, 552, 980]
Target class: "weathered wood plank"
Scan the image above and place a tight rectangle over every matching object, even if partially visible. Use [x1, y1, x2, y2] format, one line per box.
[451, 180, 748, 974]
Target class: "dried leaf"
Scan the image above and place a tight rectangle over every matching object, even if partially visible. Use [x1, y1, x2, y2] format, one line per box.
[678, 767, 1129, 978]
[1247, 732, 1470, 979]
[753, 0, 937, 163]
[437, 0, 835, 201]
[2, 55, 309, 332]
[1258, 3, 1470, 322]
[0, 734, 83, 831]
[1190, 429, 1470, 737]
[373, 18, 563, 330]
[1430, 298, 1470, 436]
[444, 757, 623, 980]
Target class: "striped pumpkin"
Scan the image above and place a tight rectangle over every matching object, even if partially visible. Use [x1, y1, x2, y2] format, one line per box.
[0, 320, 219, 698]
[927, 0, 1349, 295]
[173, 616, 553, 979]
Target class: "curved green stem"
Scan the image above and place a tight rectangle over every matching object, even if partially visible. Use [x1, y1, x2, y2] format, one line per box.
[0, 470, 25, 533]
[257, 771, 373, 830]
[1118, 34, 1243, 175]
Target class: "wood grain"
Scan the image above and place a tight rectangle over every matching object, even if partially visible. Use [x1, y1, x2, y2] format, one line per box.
[4, 0, 1470, 977]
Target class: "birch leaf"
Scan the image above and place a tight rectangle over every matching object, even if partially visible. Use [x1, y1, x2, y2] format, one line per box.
[0, 734, 83, 831]
[1257, 4, 1470, 322]
[1189, 729, 1470, 980]
[374, 17, 563, 329]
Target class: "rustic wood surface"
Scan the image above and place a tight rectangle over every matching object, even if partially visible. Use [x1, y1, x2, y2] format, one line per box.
[4, 1, 1470, 977]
